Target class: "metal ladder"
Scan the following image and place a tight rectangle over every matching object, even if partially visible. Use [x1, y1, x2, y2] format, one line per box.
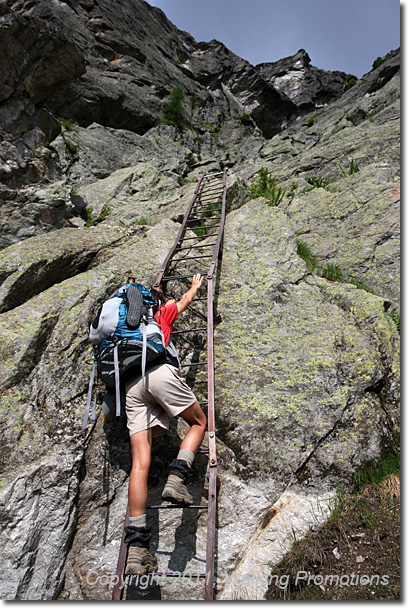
[112, 169, 227, 600]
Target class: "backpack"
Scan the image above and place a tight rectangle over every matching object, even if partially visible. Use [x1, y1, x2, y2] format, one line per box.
[82, 282, 179, 429]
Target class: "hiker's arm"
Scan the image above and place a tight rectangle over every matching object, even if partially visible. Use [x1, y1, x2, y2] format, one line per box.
[177, 274, 204, 314]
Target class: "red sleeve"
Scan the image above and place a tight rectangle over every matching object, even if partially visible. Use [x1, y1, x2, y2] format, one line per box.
[158, 303, 178, 327]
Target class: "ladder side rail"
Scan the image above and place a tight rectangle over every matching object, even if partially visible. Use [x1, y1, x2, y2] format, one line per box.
[205, 276, 217, 600]
[207, 169, 227, 279]
[203, 169, 226, 599]
[112, 505, 130, 600]
[154, 173, 205, 288]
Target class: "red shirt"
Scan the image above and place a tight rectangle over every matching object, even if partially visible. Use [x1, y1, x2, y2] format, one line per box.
[154, 303, 178, 345]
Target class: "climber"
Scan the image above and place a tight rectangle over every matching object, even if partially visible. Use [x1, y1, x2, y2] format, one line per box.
[123, 274, 207, 576]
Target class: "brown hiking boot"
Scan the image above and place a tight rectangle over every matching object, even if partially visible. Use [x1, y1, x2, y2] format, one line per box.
[125, 545, 158, 576]
[161, 474, 194, 505]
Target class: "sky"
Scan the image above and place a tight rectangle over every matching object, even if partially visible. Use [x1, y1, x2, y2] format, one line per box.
[146, 0, 400, 78]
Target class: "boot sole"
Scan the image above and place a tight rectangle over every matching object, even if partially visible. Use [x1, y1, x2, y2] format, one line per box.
[162, 490, 193, 506]
[126, 561, 158, 576]
[126, 285, 143, 328]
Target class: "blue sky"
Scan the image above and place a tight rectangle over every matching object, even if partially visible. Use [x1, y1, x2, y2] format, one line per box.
[146, 0, 400, 77]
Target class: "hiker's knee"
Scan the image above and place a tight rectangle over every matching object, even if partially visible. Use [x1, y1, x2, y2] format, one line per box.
[181, 401, 207, 429]
[130, 450, 151, 473]
[130, 429, 152, 472]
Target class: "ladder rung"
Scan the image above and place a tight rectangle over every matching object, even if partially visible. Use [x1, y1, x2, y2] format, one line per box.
[193, 205, 222, 212]
[197, 197, 222, 204]
[180, 234, 219, 242]
[175, 243, 216, 251]
[205, 171, 224, 177]
[199, 186, 223, 193]
[151, 447, 208, 456]
[195, 199, 222, 207]
[197, 191, 222, 197]
[162, 273, 208, 281]
[147, 572, 207, 579]
[197, 192, 222, 197]
[189, 215, 220, 221]
[185, 223, 220, 230]
[173, 254, 213, 261]
[147, 504, 208, 509]
[180, 361, 208, 368]
[171, 326, 207, 334]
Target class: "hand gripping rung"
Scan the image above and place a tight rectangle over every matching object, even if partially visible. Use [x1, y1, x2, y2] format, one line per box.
[162, 272, 208, 281]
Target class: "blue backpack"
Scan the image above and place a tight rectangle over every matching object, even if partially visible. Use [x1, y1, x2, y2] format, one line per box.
[83, 282, 175, 429]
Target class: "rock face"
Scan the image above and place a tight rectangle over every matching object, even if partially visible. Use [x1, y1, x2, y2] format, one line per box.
[257, 49, 346, 110]
[0, 0, 400, 601]
[215, 200, 399, 490]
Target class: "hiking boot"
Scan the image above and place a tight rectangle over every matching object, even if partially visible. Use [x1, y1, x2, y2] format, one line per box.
[125, 545, 158, 576]
[161, 474, 194, 505]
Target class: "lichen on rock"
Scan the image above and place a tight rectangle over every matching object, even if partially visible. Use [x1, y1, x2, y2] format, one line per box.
[0, 0, 400, 601]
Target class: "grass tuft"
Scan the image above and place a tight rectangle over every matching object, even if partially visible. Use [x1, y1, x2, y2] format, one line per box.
[296, 239, 318, 273]
[249, 167, 285, 206]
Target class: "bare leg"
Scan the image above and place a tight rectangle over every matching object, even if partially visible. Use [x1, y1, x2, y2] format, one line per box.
[161, 401, 207, 504]
[128, 428, 152, 517]
[179, 400, 207, 455]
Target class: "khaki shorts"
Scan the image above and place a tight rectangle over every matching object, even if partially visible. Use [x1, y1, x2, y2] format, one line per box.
[125, 364, 197, 437]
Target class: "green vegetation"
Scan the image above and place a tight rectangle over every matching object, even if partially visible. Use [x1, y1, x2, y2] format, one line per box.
[240, 112, 255, 127]
[354, 441, 400, 492]
[321, 263, 344, 282]
[296, 239, 318, 273]
[340, 158, 360, 177]
[134, 217, 148, 225]
[348, 278, 372, 293]
[296, 240, 374, 293]
[249, 167, 285, 206]
[305, 160, 359, 188]
[373, 56, 384, 69]
[306, 111, 322, 127]
[161, 87, 189, 129]
[345, 73, 358, 88]
[387, 308, 400, 333]
[305, 176, 335, 189]
[57, 117, 78, 131]
[287, 182, 299, 199]
[84, 204, 111, 227]
[195, 116, 220, 135]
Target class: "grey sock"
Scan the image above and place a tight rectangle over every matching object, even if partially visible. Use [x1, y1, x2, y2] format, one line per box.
[177, 449, 195, 468]
[129, 514, 146, 528]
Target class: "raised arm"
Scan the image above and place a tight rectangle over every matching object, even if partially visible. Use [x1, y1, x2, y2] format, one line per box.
[177, 274, 204, 314]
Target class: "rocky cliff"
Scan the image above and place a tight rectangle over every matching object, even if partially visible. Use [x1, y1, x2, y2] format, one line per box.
[0, 0, 400, 601]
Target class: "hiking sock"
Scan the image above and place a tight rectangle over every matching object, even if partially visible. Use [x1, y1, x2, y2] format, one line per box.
[177, 449, 195, 468]
[129, 514, 146, 528]
[169, 457, 192, 481]
[124, 525, 151, 548]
